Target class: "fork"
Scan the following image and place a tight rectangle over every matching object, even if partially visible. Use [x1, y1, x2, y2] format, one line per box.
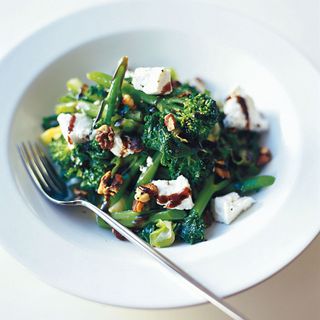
[18, 141, 246, 320]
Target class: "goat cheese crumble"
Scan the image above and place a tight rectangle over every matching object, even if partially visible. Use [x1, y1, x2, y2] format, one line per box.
[212, 192, 255, 224]
[132, 67, 172, 95]
[152, 175, 194, 210]
[110, 133, 135, 158]
[223, 87, 268, 132]
[57, 113, 95, 148]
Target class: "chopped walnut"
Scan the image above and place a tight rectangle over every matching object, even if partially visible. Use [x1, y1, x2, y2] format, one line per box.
[134, 183, 158, 203]
[132, 200, 145, 213]
[257, 147, 272, 166]
[164, 113, 177, 132]
[97, 171, 124, 201]
[214, 160, 231, 179]
[133, 183, 158, 212]
[122, 94, 135, 109]
[95, 125, 115, 150]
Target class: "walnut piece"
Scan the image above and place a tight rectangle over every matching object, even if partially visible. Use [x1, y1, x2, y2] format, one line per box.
[95, 125, 115, 150]
[214, 160, 231, 179]
[164, 113, 177, 132]
[122, 94, 135, 109]
[257, 147, 272, 166]
[97, 171, 124, 201]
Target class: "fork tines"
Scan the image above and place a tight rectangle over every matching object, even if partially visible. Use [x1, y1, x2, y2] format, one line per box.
[18, 142, 66, 198]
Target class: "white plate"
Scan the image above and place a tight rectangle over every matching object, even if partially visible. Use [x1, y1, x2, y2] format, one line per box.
[0, 0, 319, 309]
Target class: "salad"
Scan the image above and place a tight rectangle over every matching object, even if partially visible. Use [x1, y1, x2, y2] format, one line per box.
[41, 56, 275, 247]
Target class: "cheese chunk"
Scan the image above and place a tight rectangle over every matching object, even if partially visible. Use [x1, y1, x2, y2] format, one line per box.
[57, 113, 95, 148]
[223, 87, 268, 132]
[152, 175, 194, 210]
[212, 192, 255, 224]
[132, 67, 172, 95]
[110, 133, 135, 158]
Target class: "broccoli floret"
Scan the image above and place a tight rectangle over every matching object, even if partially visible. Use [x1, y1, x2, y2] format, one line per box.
[158, 93, 219, 141]
[177, 177, 230, 244]
[48, 137, 110, 191]
[138, 223, 156, 242]
[48, 136, 72, 169]
[142, 110, 216, 184]
[179, 94, 218, 141]
[142, 112, 210, 184]
[214, 126, 262, 180]
[176, 211, 206, 244]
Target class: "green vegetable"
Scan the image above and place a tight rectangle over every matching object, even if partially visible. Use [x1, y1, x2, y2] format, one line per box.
[96, 215, 111, 229]
[42, 114, 58, 130]
[177, 211, 206, 245]
[142, 112, 211, 184]
[66, 78, 83, 93]
[192, 178, 229, 216]
[157, 93, 219, 141]
[121, 82, 158, 106]
[139, 223, 156, 242]
[43, 57, 276, 247]
[225, 175, 275, 195]
[87, 70, 158, 106]
[49, 137, 110, 191]
[177, 177, 229, 244]
[214, 127, 262, 180]
[102, 56, 128, 126]
[86, 72, 112, 87]
[150, 220, 175, 248]
[110, 209, 186, 228]
[108, 153, 147, 207]
[48, 136, 71, 168]
[136, 151, 162, 186]
[55, 101, 77, 114]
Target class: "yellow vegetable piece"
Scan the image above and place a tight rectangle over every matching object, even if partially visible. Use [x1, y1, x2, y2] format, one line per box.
[40, 126, 62, 145]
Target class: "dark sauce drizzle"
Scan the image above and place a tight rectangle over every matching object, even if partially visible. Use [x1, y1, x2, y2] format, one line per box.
[226, 95, 250, 130]
[67, 114, 76, 144]
[157, 187, 191, 209]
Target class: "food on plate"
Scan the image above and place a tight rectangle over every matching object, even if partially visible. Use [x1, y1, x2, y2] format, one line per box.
[41, 56, 275, 247]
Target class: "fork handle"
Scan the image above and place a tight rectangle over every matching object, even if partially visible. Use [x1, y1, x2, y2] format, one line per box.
[82, 201, 246, 320]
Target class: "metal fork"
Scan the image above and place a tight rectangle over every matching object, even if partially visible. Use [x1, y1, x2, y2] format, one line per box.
[18, 141, 246, 320]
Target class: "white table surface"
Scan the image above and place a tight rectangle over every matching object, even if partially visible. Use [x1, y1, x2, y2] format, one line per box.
[0, 0, 319, 319]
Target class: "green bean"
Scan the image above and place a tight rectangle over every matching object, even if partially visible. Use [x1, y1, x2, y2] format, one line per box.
[90, 58, 128, 127]
[124, 151, 162, 210]
[192, 177, 230, 217]
[108, 154, 147, 207]
[114, 118, 141, 133]
[111, 209, 186, 228]
[122, 82, 158, 106]
[76, 101, 102, 118]
[225, 175, 275, 194]
[86, 71, 112, 88]
[104, 57, 128, 125]
[136, 151, 162, 186]
[147, 209, 186, 224]
[87, 70, 158, 106]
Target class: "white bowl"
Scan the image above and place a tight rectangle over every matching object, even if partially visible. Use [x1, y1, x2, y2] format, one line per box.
[0, 0, 319, 309]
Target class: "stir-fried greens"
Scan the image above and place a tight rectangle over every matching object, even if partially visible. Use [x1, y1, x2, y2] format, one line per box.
[41, 56, 275, 247]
